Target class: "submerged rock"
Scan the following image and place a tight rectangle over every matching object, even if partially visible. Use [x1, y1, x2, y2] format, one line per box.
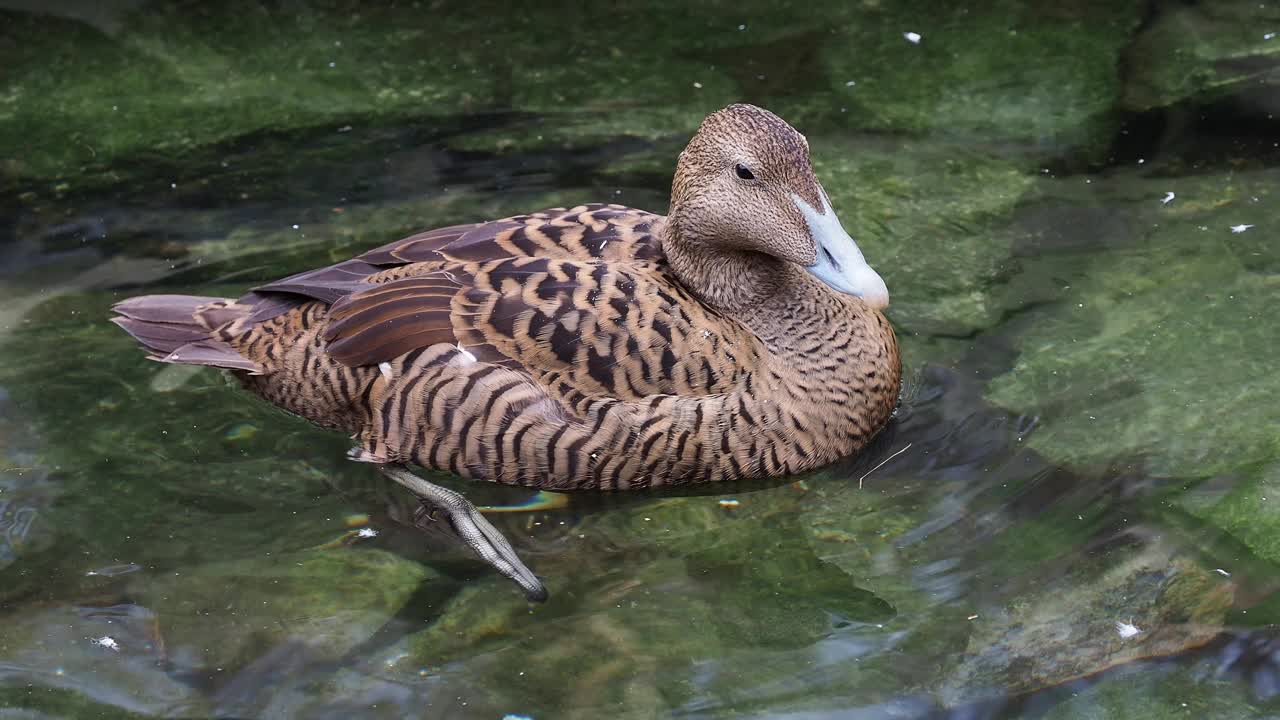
[986, 167, 1280, 481]
[126, 548, 429, 673]
[941, 538, 1233, 705]
[1, 0, 1142, 186]
[1123, 1, 1280, 112]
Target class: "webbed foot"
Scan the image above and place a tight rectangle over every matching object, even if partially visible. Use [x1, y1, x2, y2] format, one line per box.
[379, 465, 548, 602]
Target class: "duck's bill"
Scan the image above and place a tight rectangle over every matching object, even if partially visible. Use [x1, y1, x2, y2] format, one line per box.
[793, 191, 890, 309]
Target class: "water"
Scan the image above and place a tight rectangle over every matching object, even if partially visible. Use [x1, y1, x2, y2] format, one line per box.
[3, 1, 1280, 717]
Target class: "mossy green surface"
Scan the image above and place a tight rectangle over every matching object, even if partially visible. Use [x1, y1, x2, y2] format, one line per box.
[1, 0, 1142, 188]
[1041, 668, 1267, 720]
[129, 547, 430, 669]
[1182, 462, 1280, 569]
[1123, 0, 1280, 111]
[986, 168, 1280, 480]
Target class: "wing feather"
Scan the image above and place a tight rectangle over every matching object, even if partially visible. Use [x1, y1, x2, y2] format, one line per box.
[230, 203, 740, 404]
[317, 254, 758, 406]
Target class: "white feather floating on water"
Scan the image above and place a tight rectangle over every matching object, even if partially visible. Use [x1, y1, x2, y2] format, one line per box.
[1115, 621, 1142, 639]
[91, 636, 121, 652]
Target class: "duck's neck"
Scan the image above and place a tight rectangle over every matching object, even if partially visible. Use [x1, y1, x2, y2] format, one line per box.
[658, 216, 894, 371]
[657, 217, 787, 317]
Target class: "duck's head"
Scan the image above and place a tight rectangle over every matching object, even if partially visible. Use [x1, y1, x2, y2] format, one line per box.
[668, 103, 889, 309]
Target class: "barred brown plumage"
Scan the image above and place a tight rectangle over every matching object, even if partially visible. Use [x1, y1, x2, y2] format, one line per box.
[111, 104, 901, 598]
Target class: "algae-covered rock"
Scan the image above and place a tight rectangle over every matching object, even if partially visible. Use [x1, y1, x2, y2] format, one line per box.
[127, 547, 430, 671]
[814, 1, 1142, 157]
[987, 167, 1280, 480]
[942, 542, 1233, 705]
[1123, 1, 1280, 112]
[1, 0, 1141, 186]
[1180, 460, 1280, 571]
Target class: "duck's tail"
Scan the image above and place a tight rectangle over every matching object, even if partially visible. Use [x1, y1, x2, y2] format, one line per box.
[110, 294, 264, 374]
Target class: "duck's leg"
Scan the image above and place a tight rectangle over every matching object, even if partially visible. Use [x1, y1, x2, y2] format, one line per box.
[378, 465, 548, 602]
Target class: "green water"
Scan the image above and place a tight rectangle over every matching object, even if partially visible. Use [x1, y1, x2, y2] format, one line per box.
[3, 1, 1280, 717]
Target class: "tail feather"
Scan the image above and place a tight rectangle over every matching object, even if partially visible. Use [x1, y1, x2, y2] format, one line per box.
[111, 294, 264, 374]
[110, 315, 208, 355]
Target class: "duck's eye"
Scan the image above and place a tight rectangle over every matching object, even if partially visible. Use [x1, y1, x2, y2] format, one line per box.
[735, 164, 756, 181]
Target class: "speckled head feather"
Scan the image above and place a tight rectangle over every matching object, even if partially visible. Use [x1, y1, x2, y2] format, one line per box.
[111, 106, 902, 499]
[668, 104, 824, 268]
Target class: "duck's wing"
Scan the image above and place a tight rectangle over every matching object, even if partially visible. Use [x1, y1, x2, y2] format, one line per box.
[322, 255, 759, 411]
[249, 204, 661, 315]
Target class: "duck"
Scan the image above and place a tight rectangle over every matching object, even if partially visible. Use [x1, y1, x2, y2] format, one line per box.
[112, 103, 901, 600]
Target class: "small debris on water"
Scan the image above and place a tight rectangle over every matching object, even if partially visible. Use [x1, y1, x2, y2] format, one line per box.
[224, 423, 258, 442]
[718, 498, 740, 509]
[85, 563, 142, 577]
[858, 442, 913, 488]
[967, 614, 979, 621]
[91, 636, 121, 651]
[1266, 32, 1277, 40]
[903, 31, 922, 43]
[1161, 192, 1175, 205]
[845, 80, 857, 87]
[1231, 224, 1255, 233]
[1115, 620, 1142, 639]
[1215, 568, 1231, 577]
[692, 81, 703, 89]
[356, 527, 379, 539]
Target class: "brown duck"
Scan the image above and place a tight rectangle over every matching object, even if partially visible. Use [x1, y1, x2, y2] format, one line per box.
[112, 104, 901, 600]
